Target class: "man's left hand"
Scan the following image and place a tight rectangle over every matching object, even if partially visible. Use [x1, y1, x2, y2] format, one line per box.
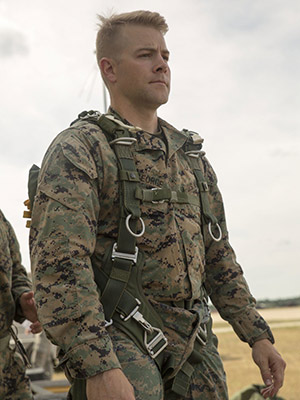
[252, 339, 286, 399]
[19, 291, 42, 333]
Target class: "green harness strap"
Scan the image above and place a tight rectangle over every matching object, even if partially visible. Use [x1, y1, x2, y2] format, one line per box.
[78, 112, 168, 363]
[183, 131, 223, 243]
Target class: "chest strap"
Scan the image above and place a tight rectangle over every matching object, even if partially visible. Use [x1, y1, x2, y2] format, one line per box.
[135, 187, 200, 207]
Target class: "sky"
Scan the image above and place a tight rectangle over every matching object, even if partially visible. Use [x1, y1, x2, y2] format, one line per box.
[0, 0, 299, 300]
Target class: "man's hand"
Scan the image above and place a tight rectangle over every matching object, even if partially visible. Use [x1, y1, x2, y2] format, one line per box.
[19, 291, 42, 333]
[252, 339, 286, 399]
[86, 369, 135, 400]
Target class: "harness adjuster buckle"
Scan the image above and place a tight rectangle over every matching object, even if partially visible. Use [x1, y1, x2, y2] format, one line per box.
[185, 150, 202, 158]
[151, 188, 165, 204]
[109, 137, 137, 146]
[111, 243, 139, 264]
[196, 324, 208, 346]
[144, 327, 168, 358]
[79, 110, 101, 120]
[120, 298, 142, 322]
[131, 311, 168, 358]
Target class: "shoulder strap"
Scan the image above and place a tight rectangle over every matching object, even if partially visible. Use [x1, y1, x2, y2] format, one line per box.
[183, 130, 223, 242]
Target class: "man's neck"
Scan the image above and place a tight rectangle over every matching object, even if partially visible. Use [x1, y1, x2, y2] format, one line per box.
[110, 102, 159, 133]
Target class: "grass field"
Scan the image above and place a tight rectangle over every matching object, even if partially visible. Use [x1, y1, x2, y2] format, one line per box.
[212, 306, 300, 400]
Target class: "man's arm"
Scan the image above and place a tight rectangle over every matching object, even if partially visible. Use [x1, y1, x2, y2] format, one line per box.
[86, 369, 135, 400]
[201, 157, 286, 393]
[30, 129, 121, 382]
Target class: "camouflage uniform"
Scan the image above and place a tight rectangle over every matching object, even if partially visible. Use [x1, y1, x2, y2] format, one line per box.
[30, 110, 273, 399]
[0, 210, 33, 400]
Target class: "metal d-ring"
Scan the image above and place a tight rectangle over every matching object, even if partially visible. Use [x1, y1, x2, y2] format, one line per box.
[208, 222, 222, 242]
[125, 214, 145, 238]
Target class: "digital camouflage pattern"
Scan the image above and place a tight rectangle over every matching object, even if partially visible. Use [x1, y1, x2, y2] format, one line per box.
[0, 209, 33, 399]
[30, 110, 273, 397]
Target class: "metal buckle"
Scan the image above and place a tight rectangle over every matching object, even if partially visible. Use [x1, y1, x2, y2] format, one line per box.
[196, 324, 207, 346]
[120, 298, 141, 322]
[131, 310, 168, 358]
[109, 137, 137, 146]
[208, 222, 222, 242]
[185, 150, 202, 158]
[151, 188, 165, 204]
[79, 111, 101, 120]
[111, 243, 139, 264]
[132, 310, 153, 332]
[144, 328, 168, 358]
[105, 319, 113, 327]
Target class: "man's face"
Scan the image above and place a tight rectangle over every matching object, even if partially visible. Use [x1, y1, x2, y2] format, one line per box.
[113, 25, 171, 111]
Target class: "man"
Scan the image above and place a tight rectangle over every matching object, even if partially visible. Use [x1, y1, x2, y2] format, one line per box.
[0, 209, 41, 399]
[30, 10, 286, 400]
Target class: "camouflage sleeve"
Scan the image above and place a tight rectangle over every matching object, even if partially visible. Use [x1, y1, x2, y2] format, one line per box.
[30, 129, 121, 379]
[0, 210, 31, 336]
[201, 158, 274, 346]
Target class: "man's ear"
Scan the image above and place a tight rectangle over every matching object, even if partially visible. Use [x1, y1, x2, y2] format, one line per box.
[100, 58, 117, 84]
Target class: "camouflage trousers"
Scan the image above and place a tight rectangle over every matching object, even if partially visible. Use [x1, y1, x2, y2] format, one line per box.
[107, 318, 228, 400]
[0, 334, 33, 400]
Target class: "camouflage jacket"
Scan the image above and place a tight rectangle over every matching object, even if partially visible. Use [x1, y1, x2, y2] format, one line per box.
[30, 111, 272, 380]
[0, 209, 32, 338]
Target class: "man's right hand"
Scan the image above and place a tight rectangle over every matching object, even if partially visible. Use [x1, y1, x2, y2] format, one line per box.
[86, 368, 135, 400]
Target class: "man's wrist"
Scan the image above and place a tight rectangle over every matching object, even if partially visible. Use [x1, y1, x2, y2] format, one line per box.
[250, 329, 275, 347]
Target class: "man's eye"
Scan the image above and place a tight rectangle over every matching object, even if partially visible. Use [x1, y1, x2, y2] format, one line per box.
[140, 53, 151, 57]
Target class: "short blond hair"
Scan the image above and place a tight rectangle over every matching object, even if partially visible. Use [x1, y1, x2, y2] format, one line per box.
[96, 10, 168, 65]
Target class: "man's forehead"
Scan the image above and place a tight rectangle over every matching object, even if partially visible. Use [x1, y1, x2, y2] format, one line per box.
[121, 24, 168, 51]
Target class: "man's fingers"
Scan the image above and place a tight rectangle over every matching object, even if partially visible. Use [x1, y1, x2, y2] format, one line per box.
[21, 291, 34, 304]
[270, 357, 286, 394]
[259, 366, 273, 387]
[30, 321, 43, 334]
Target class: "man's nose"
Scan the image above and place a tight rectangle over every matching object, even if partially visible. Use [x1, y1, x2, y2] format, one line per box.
[154, 55, 169, 73]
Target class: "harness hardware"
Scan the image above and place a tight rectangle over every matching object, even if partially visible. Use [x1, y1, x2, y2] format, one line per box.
[79, 110, 101, 120]
[125, 214, 145, 238]
[196, 324, 207, 346]
[185, 150, 202, 158]
[120, 298, 141, 321]
[109, 137, 137, 146]
[105, 319, 113, 327]
[144, 327, 169, 358]
[208, 222, 222, 242]
[111, 243, 139, 264]
[151, 188, 166, 204]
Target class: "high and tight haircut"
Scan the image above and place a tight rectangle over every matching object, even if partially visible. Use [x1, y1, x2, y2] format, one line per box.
[96, 10, 168, 65]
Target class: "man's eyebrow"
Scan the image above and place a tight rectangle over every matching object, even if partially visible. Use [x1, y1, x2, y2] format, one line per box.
[135, 47, 170, 56]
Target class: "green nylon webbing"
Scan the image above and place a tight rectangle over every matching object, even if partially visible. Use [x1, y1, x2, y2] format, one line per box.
[171, 361, 194, 397]
[135, 187, 200, 207]
[187, 156, 218, 225]
[97, 130, 140, 320]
